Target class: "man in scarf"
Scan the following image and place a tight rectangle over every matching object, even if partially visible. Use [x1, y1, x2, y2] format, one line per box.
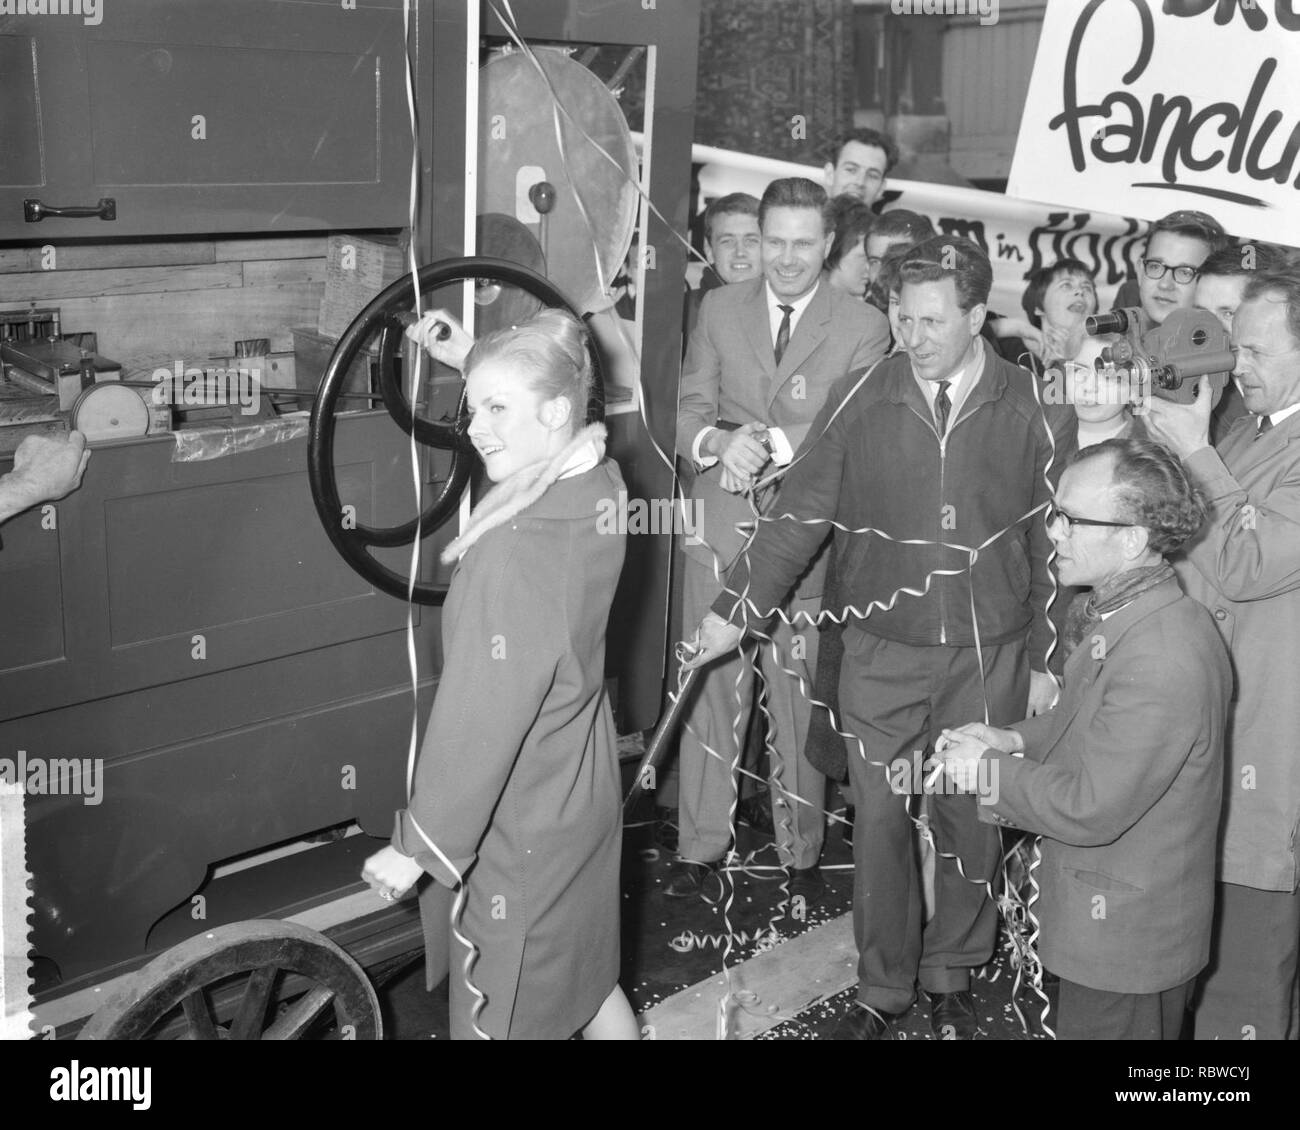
[936, 437, 1231, 1040]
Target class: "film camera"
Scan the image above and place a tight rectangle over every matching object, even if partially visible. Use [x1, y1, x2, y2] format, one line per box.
[1083, 306, 1236, 406]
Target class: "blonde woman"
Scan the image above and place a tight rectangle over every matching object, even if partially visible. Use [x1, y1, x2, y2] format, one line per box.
[363, 308, 638, 1040]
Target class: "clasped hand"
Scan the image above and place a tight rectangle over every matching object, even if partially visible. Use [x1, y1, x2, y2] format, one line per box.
[712, 422, 769, 494]
[933, 721, 1022, 791]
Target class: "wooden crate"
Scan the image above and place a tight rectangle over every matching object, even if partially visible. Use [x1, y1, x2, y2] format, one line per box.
[317, 233, 406, 340]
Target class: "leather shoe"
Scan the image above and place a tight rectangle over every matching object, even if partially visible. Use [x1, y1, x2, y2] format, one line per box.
[832, 1001, 900, 1040]
[665, 858, 724, 901]
[928, 990, 979, 1040]
[787, 864, 826, 908]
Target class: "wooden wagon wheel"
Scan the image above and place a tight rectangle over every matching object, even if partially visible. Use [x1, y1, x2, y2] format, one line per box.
[77, 920, 382, 1040]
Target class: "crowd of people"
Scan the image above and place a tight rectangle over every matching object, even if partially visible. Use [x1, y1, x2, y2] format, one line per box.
[9, 125, 1297, 1043]
[667, 127, 1300, 1042]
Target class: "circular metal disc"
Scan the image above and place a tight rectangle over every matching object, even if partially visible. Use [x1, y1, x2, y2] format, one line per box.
[71, 383, 152, 442]
[479, 47, 638, 314]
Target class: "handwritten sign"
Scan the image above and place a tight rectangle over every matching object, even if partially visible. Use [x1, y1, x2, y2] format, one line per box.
[1009, 0, 1300, 247]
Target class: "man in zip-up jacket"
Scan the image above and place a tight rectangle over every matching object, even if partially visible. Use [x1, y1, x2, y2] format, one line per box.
[687, 236, 1076, 1039]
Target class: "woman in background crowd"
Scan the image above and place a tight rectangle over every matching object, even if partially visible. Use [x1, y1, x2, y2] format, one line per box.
[1016, 257, 1100, 367]
[1060, 334, 1148, 449]
[825, 200, 876, 300]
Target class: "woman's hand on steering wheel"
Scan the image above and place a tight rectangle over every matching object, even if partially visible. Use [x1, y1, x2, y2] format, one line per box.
[405, 309, 474, 371]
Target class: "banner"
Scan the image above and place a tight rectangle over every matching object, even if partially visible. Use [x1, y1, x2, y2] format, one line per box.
[692, 144, 1150, 320]
[1009, 0, 1300, 249]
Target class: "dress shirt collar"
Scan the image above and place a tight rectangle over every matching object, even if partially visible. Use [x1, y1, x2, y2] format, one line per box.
[764, 280, 819, 342]
[910, 336, 986, 419]
[1261, 402, 1300, 430]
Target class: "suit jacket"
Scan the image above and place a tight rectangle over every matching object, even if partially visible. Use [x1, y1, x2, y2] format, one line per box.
[676, 276, 889, 598]
[980, 576, 1231, 994]
[1174, 410, 1300, 891]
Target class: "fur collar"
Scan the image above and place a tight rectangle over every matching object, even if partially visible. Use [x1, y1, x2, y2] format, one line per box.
[440, 423, 607, 564]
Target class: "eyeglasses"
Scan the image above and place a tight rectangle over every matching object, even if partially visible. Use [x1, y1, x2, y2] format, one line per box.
[1142, 258, 1200, 285]
[1047, 503, 1136, 536]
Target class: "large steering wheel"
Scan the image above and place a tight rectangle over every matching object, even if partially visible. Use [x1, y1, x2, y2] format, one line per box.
[308, 256, 603, 604]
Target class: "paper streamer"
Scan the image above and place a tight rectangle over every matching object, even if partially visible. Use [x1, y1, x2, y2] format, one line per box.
[0, 782, 34, 1041]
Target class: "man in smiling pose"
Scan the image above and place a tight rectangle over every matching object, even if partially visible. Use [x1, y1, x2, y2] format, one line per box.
[686, 236, 1074, 1038]
[823, 128, 897, 208]
[670, 177, 889, 902]
[684, 193, 762, 342]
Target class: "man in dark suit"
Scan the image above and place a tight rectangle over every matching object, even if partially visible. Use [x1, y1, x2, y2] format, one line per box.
[686, 236, 1073, 1038]
[938, 438, 1232, 1039]
[669, 177, 889, 902]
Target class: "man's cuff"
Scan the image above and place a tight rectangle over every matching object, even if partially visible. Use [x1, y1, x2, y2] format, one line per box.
[976, 748, 1021, 827]
[766, 427, 794, 466]
[692, 426, 720, 468]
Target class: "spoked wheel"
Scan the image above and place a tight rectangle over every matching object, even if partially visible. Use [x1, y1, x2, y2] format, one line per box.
[77, 920, 382, 1041]
[307, 255, 603, 605]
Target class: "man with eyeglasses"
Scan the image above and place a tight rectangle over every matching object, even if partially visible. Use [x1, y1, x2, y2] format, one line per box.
[1146, 270, 1300, 1041]
[1119, 210, 1228, 328]
[934, 437, 1231, 1040]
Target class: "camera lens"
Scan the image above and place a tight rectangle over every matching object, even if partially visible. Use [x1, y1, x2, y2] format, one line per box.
[1086, 311, 1130, 336]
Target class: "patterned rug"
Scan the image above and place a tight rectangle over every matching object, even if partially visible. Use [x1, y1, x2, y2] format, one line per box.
[696, 0, 856, 166]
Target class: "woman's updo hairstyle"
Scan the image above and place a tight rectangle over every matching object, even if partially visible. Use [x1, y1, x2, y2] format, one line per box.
[462, 308, 593, 433]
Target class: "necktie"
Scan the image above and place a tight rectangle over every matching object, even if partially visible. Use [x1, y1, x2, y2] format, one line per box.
[774, 304, 794, 366]
[933, 380, 952, 436]
[1255, 415, 1273, 440]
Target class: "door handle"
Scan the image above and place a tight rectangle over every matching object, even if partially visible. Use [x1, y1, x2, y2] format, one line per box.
[23, 198, 117, 222]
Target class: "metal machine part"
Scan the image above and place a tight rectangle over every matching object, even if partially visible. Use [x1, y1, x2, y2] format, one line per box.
[478, 46, 639, 315]
[69, 383, 161, 443]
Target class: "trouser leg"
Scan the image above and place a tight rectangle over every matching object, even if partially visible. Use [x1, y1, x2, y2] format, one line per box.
[919, 639, 1028, 993]
[1058, 977, 1193, 1040]
[841, 629, 931, 1014]
[676, 555, 754, 863]
[759, 594, 825, 869]
[1194, 881, 1300, 1041]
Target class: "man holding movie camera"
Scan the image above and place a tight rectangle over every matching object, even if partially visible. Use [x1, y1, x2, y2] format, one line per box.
[1146, 270, 1300, 1041]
